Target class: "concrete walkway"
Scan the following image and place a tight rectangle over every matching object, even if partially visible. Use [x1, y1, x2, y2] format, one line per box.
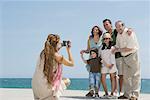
[0, 88, 150, 100]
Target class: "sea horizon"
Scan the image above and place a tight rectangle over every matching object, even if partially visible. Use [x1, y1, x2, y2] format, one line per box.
[0, 78, 150, 94]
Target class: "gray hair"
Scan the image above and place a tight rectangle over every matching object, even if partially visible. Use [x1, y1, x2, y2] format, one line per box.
[115, 20, 125, 27]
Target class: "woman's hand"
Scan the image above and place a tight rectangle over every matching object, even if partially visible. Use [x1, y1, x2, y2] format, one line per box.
[80, 50, 85, 54]
[80, 49, 90, 54]
[67, 41, 71, 48]
[107, 64, 114, 69]
[127, 28, 133, 36]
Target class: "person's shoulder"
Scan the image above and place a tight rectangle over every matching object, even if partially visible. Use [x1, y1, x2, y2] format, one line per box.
[125, 28, 135, 37]
[113, 29, 117, 33]
[98, 44, 103, 49]
[96, 57, 101, 61]
[55, 52, 63, 58]
[113, 29, 118, 35]
[88, 35, 93, 40]
[55, 52, 63, 63]
[55, 52, 60, 56]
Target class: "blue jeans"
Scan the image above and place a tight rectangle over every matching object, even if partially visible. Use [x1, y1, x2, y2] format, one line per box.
[89, 72, 101, 93]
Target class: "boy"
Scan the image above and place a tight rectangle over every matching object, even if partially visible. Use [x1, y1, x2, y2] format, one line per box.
[81, 48, 102, 98]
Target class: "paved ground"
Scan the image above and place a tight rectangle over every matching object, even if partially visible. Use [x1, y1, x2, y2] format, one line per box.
[0, 88, 150, 100]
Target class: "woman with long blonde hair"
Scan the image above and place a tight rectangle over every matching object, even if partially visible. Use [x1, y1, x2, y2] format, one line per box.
[32, 34, 74, 100]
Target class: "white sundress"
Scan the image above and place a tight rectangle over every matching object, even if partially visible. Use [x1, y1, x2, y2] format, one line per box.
[32, 54, 66, 100]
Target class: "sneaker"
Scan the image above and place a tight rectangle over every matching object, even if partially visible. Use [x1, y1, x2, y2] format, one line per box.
[101, 94, 109, 99]
[85, 90, 94, 97]
[114, 90, 119, 96]
[114, 92, 119, 97]
[94, 93, 99, 98]
[118, 95, 128, 99]
[119, 92, 124, 96]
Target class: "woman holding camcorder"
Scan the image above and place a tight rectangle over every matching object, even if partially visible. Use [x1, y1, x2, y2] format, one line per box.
[32, 34, 74, 100]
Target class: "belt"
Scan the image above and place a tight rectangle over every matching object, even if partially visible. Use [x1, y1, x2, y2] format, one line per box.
[124, 53, 133, 57]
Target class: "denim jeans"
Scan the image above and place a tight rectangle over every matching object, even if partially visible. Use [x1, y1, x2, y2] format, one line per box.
[89, 72, 101, 93]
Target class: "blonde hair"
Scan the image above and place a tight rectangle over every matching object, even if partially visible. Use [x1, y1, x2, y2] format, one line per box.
[41, 34, 60, 85]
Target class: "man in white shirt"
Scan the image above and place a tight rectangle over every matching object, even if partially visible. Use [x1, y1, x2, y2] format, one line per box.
[113, 20, 140, 100]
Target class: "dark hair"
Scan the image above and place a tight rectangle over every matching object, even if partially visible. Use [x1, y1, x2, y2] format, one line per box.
[103, 19, 112, 25]
[90, 48, 98, 57]
[101, 41, 112, 50]
[91, 26, 103, 38]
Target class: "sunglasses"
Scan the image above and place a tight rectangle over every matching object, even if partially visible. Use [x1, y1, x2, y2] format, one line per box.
[104, 38, 110, 40]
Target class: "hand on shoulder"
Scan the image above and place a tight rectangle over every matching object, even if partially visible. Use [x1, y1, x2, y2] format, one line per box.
[127, 28, 134, 36]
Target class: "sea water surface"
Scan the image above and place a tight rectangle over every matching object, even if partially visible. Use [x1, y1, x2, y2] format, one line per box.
[0, 78, 150, 93]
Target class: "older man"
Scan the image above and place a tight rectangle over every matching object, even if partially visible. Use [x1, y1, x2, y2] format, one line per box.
[114, 20, 140, 100]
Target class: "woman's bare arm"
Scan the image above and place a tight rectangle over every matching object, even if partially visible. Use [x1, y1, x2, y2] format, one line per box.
[55, 47, 74, 67]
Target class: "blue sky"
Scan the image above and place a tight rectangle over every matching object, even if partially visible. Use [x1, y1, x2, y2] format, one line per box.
[0, 0, 150, 78]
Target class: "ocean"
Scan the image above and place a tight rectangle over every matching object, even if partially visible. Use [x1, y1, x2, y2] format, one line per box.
[0, 78, 150, 93]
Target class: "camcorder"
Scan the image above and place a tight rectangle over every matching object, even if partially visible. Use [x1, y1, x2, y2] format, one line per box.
[61, 40, 70, 47]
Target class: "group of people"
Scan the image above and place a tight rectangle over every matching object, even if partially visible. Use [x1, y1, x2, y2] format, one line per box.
[31, 19, 140, 100]
[80, 19, 140, 100]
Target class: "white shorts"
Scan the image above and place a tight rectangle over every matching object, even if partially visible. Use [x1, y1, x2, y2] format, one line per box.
[101, 64, 117, 74]
[116, 57, 124, 75]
